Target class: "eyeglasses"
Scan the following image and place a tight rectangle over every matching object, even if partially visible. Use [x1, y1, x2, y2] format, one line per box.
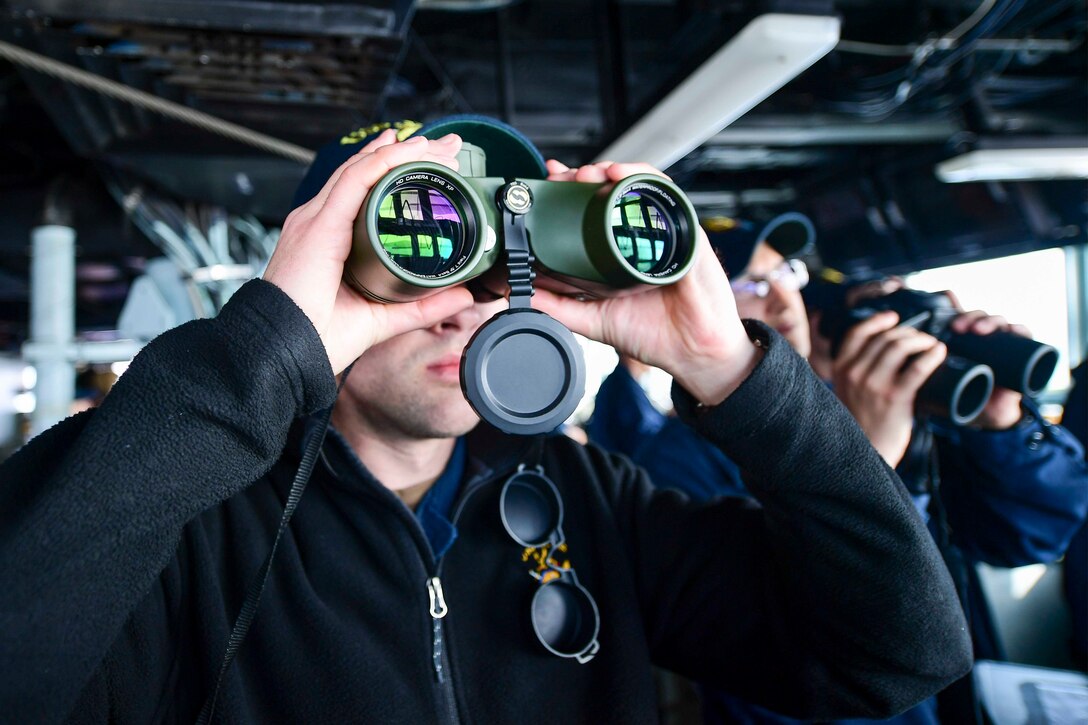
[730, 258, 809, 299]
[500, 464, 600, 664]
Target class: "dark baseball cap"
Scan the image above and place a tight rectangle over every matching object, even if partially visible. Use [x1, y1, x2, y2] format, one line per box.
[293, 114, 548, 208]
[703, 212, 816, 278]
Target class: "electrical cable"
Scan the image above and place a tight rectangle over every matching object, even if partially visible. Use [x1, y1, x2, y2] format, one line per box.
[0, 39, 316, 164]
[822, 0, 1051, 120]
[835, 0, 998, 56]
[945, 0, 1002, 44]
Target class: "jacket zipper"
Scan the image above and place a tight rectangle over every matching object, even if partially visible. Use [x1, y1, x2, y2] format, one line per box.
[320, 436, 517, 725]
[425, 478, 501, 721]
[415, 479, 500, 725]
[320, 447, 462, 723]
[427, 576, 449, 684]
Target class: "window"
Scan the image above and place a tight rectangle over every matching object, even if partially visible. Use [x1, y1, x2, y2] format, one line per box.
[906, 247, 1077, 397]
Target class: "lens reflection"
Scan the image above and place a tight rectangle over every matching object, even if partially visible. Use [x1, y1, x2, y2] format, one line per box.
[377, 183, 467, 277]
[610, 190, 676, 276]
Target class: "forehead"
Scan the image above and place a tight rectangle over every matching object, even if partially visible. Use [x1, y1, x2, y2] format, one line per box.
[745, 242, 786, 276]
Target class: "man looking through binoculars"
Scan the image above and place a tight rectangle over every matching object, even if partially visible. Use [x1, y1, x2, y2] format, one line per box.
[1, 121, 974, 723]
[807, 278, 1037, 467]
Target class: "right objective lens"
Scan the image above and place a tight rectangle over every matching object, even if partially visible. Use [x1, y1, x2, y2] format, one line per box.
[610, 189, 677, 276]
[376, 183, 469, 278]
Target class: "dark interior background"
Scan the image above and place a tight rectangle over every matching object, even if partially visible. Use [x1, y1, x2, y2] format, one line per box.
[0, 0, 1085, 348]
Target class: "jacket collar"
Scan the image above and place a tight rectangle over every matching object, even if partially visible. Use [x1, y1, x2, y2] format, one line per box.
[285, 414, 543, 494]
[463, 422, 543, 489]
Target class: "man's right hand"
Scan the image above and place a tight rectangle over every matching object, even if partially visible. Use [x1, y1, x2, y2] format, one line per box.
[263, 130, 476, 374]
[831, 311, 948, 467]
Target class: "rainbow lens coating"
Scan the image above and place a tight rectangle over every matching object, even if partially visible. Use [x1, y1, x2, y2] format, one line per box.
[610, 189, 676, 276]
[376, 183, 467, 278]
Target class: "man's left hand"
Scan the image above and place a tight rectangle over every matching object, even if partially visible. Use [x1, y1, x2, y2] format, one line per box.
[949, 309, 1032, 430]
[531, 160, 760, 407]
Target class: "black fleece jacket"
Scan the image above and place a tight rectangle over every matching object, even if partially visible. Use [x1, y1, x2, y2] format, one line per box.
[0, 280, 971, 724]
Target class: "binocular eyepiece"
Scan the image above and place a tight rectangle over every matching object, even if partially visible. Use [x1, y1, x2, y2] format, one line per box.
[820, 288, 1059, 425]
[345, 146, 699, 303]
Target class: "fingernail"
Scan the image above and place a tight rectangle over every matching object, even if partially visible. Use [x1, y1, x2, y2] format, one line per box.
[437, 133, 459, 143]
[404, 135, 426, 144]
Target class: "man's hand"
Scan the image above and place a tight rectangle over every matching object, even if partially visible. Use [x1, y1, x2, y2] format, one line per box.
[532, 160, 760, 407]
[263, 130, 476, 374]
[949, 309, 1031, 430]
[832, 311, 947, 466]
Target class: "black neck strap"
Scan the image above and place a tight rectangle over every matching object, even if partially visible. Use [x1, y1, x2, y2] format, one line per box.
[197, 363, 354, 725]
[498, 180, 536, 309]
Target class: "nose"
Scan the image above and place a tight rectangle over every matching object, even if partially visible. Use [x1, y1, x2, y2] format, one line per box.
[435, 306, 481, 334]
[431, 299, 493, 335]
[764, 279, 793, 313]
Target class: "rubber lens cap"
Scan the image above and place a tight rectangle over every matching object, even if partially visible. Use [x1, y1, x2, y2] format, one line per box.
[461, 309, 586, 435]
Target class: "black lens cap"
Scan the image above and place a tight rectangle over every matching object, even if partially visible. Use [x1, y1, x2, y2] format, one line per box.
[500, 468, 563, 548]
[531, 579, 600, 658]
[461, 308, 586, 435]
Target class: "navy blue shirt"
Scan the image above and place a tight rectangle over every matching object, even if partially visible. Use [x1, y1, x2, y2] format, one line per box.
[587, 363, 667, 459]
[315, 425, 466, 562]
[415, 437, 467, 560]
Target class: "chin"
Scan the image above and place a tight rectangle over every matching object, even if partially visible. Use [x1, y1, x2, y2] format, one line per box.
[428, 396, 482, 438]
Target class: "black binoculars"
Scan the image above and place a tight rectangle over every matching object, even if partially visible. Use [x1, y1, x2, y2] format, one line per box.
[820, 288, 1059, 425]
[345, 143, 699, 303]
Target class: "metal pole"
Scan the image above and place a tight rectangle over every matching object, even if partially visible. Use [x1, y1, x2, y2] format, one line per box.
[1067, 243, 1088, 368]
[27, 224, 76, 437]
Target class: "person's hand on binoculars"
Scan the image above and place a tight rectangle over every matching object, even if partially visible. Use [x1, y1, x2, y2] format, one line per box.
[263, 131, 477, 374]
[831, 311, 948, 466]
[533, 160, 761, 407]
[949, 306, 1032, 430]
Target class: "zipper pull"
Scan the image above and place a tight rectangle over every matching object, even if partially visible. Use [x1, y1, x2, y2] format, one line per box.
[427, 577, 449, 684]
[427, 576, 448, 619]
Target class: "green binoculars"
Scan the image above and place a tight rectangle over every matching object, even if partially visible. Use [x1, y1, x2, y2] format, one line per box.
[346, 144, 699, 303]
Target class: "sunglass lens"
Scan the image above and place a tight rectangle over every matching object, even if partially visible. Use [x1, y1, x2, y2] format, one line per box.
[500, 471, 562, 548]
[531, 580, 599, 657]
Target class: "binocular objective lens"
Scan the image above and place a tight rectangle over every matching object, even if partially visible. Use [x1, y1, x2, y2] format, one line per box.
[376, 183, 469, 278]
[610, 189, 677, 277]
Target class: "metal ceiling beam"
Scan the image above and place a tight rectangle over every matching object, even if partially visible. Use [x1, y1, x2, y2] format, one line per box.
[8, 0, 412, 37]
[706, 118, 963, 146]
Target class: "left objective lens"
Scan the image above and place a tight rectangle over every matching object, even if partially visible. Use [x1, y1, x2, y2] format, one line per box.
[375, 182, 469, 278]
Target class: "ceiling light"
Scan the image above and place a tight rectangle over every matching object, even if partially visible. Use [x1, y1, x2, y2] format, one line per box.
[596, 13, 841, 170]
[936, 148, 1088, 183]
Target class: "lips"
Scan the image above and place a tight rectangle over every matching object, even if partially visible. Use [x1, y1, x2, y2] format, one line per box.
[426, 354, 463, 382]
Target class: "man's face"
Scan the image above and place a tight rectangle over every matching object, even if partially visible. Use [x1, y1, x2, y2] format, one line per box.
[732, 243, 811, 358]
[338, 296, 507, 440]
